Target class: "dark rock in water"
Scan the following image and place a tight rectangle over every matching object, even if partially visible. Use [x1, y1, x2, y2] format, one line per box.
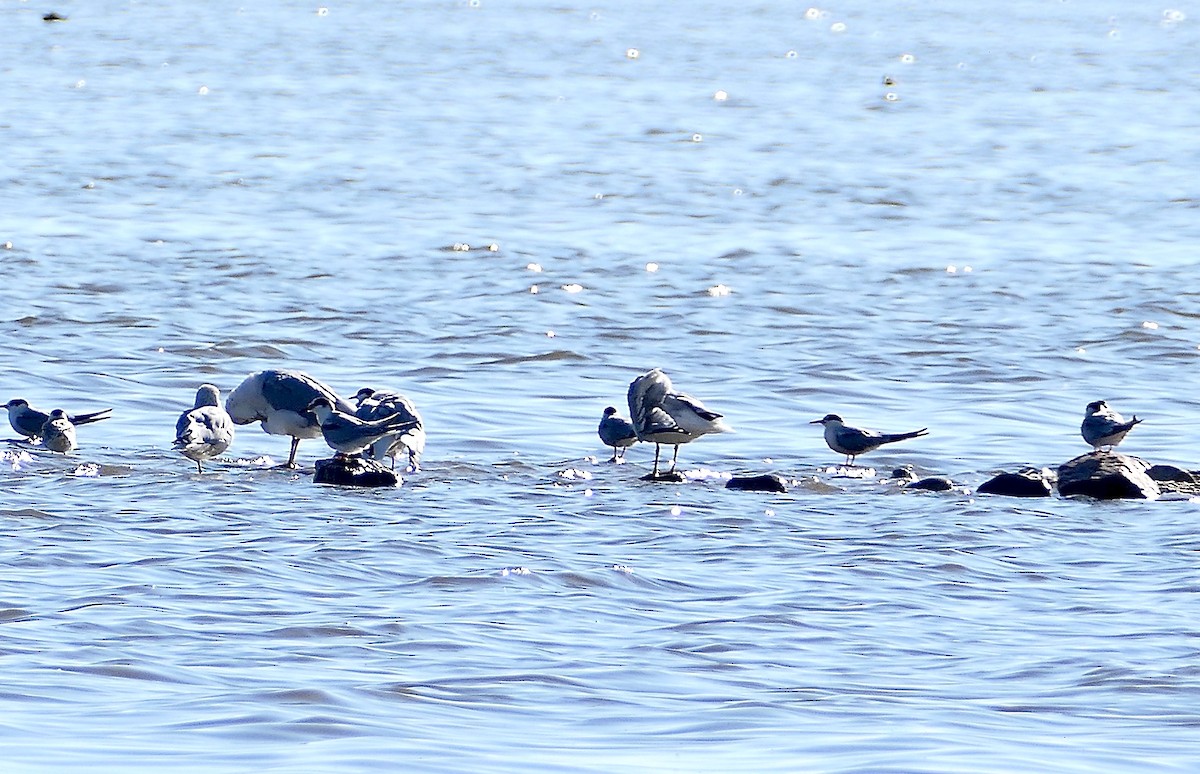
[890, 466, 918, 483]
[906, 476, 953, 492]
[1147, 465, 1195, 484]
[1056, 451, 1159, 500]
[43, 12, 68, 22]
[314, 455, 399, 488]
[1146, 465, 1200, 497]
[641, 471, 685, 483]
[726, 474, 788, 493]
[977, 470, 1053, 498]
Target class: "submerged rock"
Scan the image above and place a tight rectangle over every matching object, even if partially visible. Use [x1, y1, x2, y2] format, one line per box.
[977, 469, 1054, 498]
[314, 455, 399, 488]
[726, 474, 788, 493]
[905, 476, 953, 492]
[1056, 451, 1159, 500]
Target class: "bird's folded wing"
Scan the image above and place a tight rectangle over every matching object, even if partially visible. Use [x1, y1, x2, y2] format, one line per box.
[641, 406, 686, 436]
[834, 427, 881, 452]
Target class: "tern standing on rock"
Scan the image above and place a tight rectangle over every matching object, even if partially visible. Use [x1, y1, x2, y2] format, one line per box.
[352, 387, 425, 471]
[225, 369, 353, 467]
[1081, 400, 1142, 451]
[811, 413, 928, 466]
[41, 409, 77, 453]
[307, 396, 420, 457]
[4, 398, 111, 442]
[174, 384, 236, 473]
[598, 406, 638, 462]
[627, 368, 731, 478]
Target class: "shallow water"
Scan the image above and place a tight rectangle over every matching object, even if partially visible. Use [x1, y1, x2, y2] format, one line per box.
[4, 2, 1200, 771]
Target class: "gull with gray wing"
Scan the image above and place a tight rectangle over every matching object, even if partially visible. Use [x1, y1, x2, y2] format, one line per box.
[225, 369, 354, 467]
[174, 384, 236, 473]
[627, 368, 730, 477]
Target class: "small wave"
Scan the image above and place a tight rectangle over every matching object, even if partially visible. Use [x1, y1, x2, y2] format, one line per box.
[482, 350, 588, 366]
[0, 507, 54, 518]
[266, 625, 374, 639]
[60, 663, 193, 684]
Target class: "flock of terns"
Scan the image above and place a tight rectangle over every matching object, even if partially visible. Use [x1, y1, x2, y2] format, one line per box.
[3, 367, 1144, 480]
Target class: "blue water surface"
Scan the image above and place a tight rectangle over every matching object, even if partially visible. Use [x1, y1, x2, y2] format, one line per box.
[3, 2, 1200, 771]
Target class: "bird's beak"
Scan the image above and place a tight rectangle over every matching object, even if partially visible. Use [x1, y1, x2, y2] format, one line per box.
[809, 418, 823, 424]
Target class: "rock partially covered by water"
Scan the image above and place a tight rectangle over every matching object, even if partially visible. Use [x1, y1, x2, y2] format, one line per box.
[1147, 464, 1195, 484]
[1056, 451, 1159, 500]
[1147, 465, 1200, 497]
[641, 471, 685, 483]
[905, 476, 954, 492]
[314, 455, 399, 488]
[726, 474, 788, 493]
[977, 469, 1054, 498]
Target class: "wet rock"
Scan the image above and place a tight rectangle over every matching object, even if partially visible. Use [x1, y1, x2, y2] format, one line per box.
[1146, 464, 1195, 483]
[726, 474, 788, 493]
[314, 455, 399, 488]
[906, 476, 953, 492]
[641, 471, 685, 483]
[1056, 451, 1159, 500]
[977, 469, 1054, 498]
[890, 465, 918, 483]
[1147, 465, 1200, 497]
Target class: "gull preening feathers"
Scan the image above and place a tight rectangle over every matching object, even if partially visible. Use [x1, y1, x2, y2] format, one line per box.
[174, 384, 236, 473]
[810, 413, 928, 466]
[627, 368, 731, 477]
[1081, 400, 1142, 452]
[598, 406, 637, 462]
[352, 387, 426, 471]
[225, 369, 354, 467]
[4, 398, 111, 443]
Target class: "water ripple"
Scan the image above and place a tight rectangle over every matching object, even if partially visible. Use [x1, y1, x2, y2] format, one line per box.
[3, 1, 1200, 770]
